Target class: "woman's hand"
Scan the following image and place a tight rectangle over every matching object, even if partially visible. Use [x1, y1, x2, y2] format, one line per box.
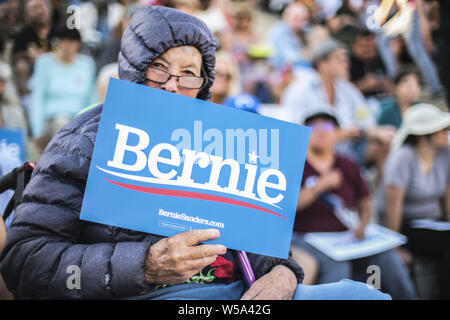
[241, 265, 298, 300]
[144, 229, 227, 285]
[316, 169, 343, 193]
[353, 224, 366, 240]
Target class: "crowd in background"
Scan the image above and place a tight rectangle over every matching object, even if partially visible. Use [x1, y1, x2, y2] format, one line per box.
[0, 0, 449, 300]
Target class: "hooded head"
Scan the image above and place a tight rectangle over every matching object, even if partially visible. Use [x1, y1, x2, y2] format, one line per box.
[118, 6, 217, 100]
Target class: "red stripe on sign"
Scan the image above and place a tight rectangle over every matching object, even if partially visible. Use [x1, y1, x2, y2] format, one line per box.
[105, 178, 287, 220]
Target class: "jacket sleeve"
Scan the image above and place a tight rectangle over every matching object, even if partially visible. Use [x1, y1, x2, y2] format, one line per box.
[0, 125, 153, 299]
[246, 252, 304, 285]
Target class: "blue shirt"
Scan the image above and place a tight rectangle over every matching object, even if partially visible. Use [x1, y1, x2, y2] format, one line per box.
[30, 52, 97, 137]
[377, 99, 403, 129]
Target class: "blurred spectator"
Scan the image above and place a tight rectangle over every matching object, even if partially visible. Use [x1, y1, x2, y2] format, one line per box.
[11, 0, 54, 96]
[281, 38, 395, 163]
[0, 130, 16, 300]
[266, 1, 309, 70]
[326, 4, 361, 43]
[167, 0, 199, 15]
[290, 110, 418, 299]
[1, 36, 40, 161]
[283, 39, 366, 129]
[210, 51, 240, 105]
[0, 62, 28, 134]
[0, 0, 25, 38]
[0, 68, 23, 231]
[229, 3, 258, 68]
[301, 23, 330, 62]
[435, 0, 450, 107]
[375, 0, 443, 95]
[349, 28, 392, 98]
[378, 69, 421, 129]
[77, 0, 125, 51]
[96, 63, 119, 103]
[96, 3, 140, 72]
[194, 0, 232, 36]
[380, 103, 450, 299]
[181, 0, 233, 51]
[241, 44, 278, 103]
[209, 50, 262, 113]
[29, 27, 97, 152]
[315, 0, 350, 20]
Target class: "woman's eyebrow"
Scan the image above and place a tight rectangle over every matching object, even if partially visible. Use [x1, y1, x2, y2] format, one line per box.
[180, 63, 200, 70]
[154, 57, 169, 65]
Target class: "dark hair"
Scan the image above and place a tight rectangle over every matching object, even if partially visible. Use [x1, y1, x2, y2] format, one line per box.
[354, 27, 374, 40]
[56, 27, 81, 42]
[394, 69, 421, 86]
[304, 112, 340, 127]
[0, 36, 4, 55]
[349, 27, 375, 49]
[403, 134, 432, 146]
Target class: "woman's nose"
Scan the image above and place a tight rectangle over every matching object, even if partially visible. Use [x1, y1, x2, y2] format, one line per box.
[160, 75, 179, 93]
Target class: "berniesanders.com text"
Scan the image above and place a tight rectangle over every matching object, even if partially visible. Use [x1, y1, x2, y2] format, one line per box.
[158, 209, 225, 229]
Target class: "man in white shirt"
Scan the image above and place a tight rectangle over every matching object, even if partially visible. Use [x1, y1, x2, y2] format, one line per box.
[281, 38, 394, 163]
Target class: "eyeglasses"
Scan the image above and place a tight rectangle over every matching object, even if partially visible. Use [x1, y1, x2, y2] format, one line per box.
[145, 66, 205, 89]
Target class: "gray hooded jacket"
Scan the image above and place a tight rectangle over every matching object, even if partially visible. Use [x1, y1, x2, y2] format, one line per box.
[0, 6, 303, 299]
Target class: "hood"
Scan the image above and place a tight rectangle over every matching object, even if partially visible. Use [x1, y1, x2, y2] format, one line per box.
[118, 6, 217, 100]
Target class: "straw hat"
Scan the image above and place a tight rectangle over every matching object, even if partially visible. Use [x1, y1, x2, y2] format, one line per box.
[391, 103, 450, 149]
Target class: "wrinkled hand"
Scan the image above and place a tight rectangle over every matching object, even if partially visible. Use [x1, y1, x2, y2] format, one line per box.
[144, 229, 227, 285]
[241, 265, 297, 300]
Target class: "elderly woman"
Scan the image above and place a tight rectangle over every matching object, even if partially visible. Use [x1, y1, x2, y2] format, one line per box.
[0, 6, 389, 300]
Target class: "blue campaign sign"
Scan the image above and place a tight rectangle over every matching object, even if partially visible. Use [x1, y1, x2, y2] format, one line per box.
[0, 128, 25, 163]
[80, 78, 310, 258]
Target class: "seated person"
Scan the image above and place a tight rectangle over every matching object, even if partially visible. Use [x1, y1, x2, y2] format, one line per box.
[378, 70, 421, 129]
[380, 103, 450, 299]
[29, 27, 97, 153]
[349, 28, 391, 98]
[210, 51, 241, 105]
[11, 0, 54, 96]
[281, 38, 396, 164]
[291, 109, 417, 300]
[266, 2, 309, 70]
[0, 6, 390, 300]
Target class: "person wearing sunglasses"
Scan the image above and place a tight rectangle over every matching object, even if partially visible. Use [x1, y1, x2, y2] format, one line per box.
[290, 109, 417, 300]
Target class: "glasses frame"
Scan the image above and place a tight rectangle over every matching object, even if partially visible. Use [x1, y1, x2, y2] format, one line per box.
[145, 66, 206, 90]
